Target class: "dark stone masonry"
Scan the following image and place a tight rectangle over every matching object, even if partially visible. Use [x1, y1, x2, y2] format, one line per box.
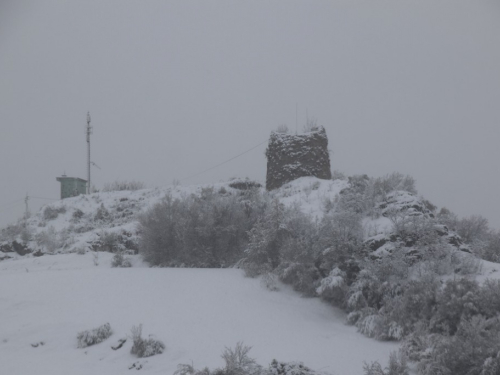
[265, 126, 332, 190]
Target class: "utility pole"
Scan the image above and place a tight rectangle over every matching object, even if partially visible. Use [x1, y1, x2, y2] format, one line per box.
[295, 103, 298, 134]
[86, 112, 92, 194]
[24, 193, 29, 218]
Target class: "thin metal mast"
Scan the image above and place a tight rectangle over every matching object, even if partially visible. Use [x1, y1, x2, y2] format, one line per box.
[86, 112, 92, 194]
[295, 103, 298, 134]
[24, 193, 29, 218]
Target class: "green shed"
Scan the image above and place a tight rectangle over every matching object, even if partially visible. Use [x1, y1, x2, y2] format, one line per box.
[56, 175, 87, 199]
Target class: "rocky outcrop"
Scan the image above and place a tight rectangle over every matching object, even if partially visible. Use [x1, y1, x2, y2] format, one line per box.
[364, 224, 470, 260]
[266, 127, 331, 190]
[0, 241, 32, 256]
[377, 191, 433, 218]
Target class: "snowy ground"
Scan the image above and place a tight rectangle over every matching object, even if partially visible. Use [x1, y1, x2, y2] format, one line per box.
[0, 253, 398, 375]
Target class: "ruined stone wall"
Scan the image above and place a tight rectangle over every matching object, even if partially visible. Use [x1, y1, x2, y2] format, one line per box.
[265, 127, 332, 190]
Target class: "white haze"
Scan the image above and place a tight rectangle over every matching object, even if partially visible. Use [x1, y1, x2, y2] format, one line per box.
[1, 0, 499, 229]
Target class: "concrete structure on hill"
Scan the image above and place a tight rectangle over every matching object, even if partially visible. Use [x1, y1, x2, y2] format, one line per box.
[265, 126, 332, 190]
[56, 175, 87, 199]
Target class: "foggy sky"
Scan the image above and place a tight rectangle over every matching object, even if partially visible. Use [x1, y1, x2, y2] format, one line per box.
[1, 0, 500, 230]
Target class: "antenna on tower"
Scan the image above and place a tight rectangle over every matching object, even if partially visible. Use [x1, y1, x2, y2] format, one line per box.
[86, 111, 92, 194]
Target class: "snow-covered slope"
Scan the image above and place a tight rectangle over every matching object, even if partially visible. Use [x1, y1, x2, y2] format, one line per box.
[0, 177, 348, 259]
[0, 253, 397, 375]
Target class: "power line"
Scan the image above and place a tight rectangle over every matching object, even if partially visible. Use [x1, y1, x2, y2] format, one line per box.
[181, 139, 268, 182]
[30, 196, 58, 201]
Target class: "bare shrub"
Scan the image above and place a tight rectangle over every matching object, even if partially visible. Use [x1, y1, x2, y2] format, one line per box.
[93, 252, 99, 266]
[20, 226, 33, 243]
[75, 246, 86, 255]
[267, 360, 320, 375]
[130, 324, 165, 358]
[175, 363, 211, 375]
[98, 231, 119, 252]
[102, 180, 146, 192]
[260, 272, 279, 291]
[455, 215, 490, 244]
[331, 170, 346, 181]
[35, 226, 59, 252]
[94, 203, 110, 222]
[367, 173, 417, 209]
[220, 342, 262, 375]
[77, 323, 112, 348]
[0, 221, 23, 242]
[363, 352, 409, 375]
[175, 344, 327, 375]
[275, 124, 289, 134]
[229, 179, 262, 191]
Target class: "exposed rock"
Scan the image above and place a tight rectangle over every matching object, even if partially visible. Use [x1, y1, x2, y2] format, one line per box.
[32, 250, 44, 257]
[364, 234, 389, 252]
[364, 222, 470, 258]
[377, 191, 431, 217]
[12, 241, 32, 256]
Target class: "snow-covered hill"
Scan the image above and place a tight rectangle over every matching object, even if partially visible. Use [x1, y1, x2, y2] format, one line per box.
[0, 177, 347, 259]
[3, 176, 500, 375]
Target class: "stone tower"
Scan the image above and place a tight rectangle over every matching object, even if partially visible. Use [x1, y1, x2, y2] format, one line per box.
[265, 126, 332, 190]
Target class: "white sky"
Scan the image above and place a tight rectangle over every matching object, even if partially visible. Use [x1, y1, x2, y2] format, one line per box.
[1, 0, 499, 229]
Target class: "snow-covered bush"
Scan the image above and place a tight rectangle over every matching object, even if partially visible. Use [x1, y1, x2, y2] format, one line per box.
[455, 215, 490, 244]
[335, 174, 371, 214]
[77, 323, 112, 348]
[429, 278, 483, 335]
[175, 343, 328, 375]
[111, 252, 132, 267]
[94, 203, 110, 222]
[372, 173, 417, 197]
[98, 231, 119, 252]
[268, 360, 321, 375]
[316, 210, 363, 286]
[35, 226, 60, 253]
[71, 208, 84, 223]
[273, 208, 319, 295]
[473, 230, 500, 263]
[217, 342, 262, 375]
[20, 226, 33, 243]
[75, 246, 86, 255]
[418, 316, 500, 375]
[140, 189, 264, 268]
[175, 363, 211, 375]
[363, 352, 409, 375]
[130, 324, 165, 358]
[316, 268, 347, 305]
[243, 199, 287, 276]
[0, 220, 24, 242]
[43, 205, 66, 221]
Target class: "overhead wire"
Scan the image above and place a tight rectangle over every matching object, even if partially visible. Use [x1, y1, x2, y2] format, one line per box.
[30, 196, 58, 201]
[180, 139, 268, 182]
